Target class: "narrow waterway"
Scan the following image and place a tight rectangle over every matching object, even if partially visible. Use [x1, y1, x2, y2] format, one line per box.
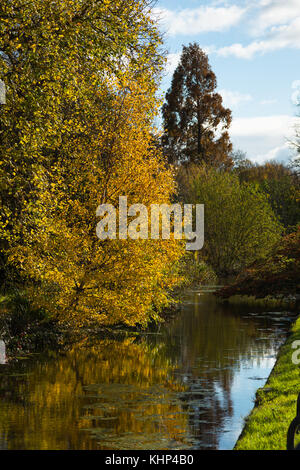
[0, 290, 294, 450]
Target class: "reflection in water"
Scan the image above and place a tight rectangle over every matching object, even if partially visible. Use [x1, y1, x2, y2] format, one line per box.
[0, 291, 292, 450]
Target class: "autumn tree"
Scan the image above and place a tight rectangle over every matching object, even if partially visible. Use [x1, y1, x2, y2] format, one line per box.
[0, 0, 184, 327]
[178, 165, 282, 276]
[162, 43, 233, 167]
[0, 0, 164, 285]
[236, 161, 300, 232]
[11, 75, 185, 327]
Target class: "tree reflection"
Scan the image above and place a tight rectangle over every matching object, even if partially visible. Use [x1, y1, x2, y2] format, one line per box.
[0, 292, 288, 450]
[0, 338, 189, 450]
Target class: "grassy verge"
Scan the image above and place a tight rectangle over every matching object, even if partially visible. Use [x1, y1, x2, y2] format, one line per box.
[235, 316, 300, 450]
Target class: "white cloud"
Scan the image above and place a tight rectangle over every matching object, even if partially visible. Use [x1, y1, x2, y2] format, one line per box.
[214, 0, 300, 59]
[252, 0, 300, 35]
[156, 1, 300, 60]
[219, 89, 252, 108]
[253, 144, 292, 164]
[231, 115, 297, 138]
[154, 5, 245, 36]
[217, 17, 300, 58]
[260, 99, 277, 105]
[230, 115, 299, 162]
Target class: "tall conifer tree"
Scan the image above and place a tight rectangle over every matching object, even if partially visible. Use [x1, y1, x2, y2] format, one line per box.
[162, 43, 233, 167]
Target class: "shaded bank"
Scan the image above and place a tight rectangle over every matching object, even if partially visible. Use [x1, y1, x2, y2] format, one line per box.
[217, 230, 300, 302]
[235, 316, 300, 450]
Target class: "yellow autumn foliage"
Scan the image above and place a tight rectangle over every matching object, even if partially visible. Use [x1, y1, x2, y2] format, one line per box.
[0, 0, 184, 326]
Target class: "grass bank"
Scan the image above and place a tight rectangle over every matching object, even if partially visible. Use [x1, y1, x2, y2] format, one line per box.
[235, 315, 300, 450]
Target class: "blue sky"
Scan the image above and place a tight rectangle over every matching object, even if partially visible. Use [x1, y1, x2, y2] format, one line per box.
[154, 0, 300, 163]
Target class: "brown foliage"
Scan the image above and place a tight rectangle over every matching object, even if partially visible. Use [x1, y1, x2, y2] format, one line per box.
[217, 228, 300, 299]
[162, 43, 233, 168]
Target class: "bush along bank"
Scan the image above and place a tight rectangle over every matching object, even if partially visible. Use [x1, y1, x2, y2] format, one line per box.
[235, 315, 300, 450]
[0, 292, 65, 358]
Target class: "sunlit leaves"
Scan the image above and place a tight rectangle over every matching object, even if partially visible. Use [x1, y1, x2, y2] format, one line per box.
[0, 1, 183, 326]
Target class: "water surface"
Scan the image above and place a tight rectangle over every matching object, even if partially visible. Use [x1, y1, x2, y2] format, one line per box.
[0, 290, 293, 450]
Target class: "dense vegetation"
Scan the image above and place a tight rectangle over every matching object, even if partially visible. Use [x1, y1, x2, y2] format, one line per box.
[177, 164, 282, 276]
[217, 229, 300, 300]
[0, 0, 184, 329]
